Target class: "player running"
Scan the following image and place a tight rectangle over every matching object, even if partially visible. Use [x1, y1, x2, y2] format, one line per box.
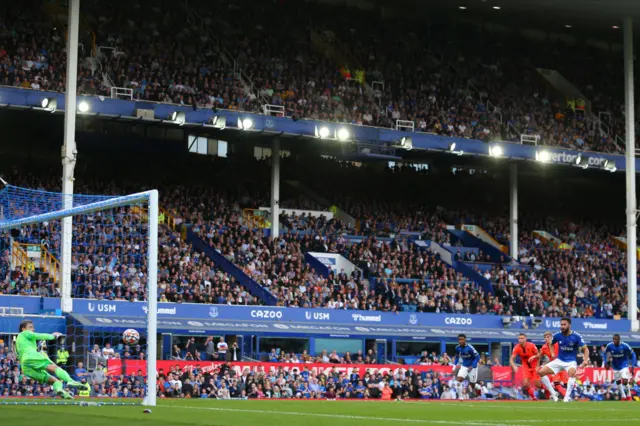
[535, 331, 568, 399]
[453, 334, 480, 399]
[16, 320, 89, 399]
[510, 333, 540, 400]
[605, 334, 637, 401]
[538, 317, 589, 403]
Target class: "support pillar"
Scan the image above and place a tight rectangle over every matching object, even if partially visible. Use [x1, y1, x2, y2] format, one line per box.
[509, 163, 518, 261]
[270, 138, 280, 240]
[60, 0, 80, 313]
[624, 17, 638, 331]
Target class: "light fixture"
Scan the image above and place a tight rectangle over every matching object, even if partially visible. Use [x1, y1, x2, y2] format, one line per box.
[565, 24, 572, 28]
[171, 111, 186, 126]
[399, 136, 413, 150]
[449, 142, 463, 156]
[41, 98, 57, 112]
[238, 117, 253, 130]
[315, 126, 331, 139]
[77, 100, 90, 113]
[489, 145, 503, 157]
[492, 6, 501, 10]
[613, 25, 620, 29]
[535, 150, 551, 163]
[575, 155, 589, 169]
[336, 127, 350, 141]
[502, 317, 512, 328]
[459, 5, 467, 9]
[604, 160, 617, 172]
[211, 115, 226, 129]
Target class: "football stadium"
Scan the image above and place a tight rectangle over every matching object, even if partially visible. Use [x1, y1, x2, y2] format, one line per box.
[2, 0, 640, 424]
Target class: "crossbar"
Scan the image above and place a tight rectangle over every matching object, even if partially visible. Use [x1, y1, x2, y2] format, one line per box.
[0, 190, 155, 231]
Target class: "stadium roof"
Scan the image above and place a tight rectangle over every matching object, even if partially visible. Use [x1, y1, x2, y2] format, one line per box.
[379, 0, 640, 37]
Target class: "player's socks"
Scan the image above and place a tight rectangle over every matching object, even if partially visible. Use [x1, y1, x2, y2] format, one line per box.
[619, 384, 627, 399]
[54, 367, 73, 383]
[526, 387, 536, 400]
[565, 377, 576, 401]
[554, 384, 566, 397]
[541, 376, 556, 396]
[52, 381, 63, 393]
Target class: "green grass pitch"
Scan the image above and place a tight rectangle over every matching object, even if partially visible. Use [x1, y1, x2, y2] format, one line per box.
[2, 399, 639, 426]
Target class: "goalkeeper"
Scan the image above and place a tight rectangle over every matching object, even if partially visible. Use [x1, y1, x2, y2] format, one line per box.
[16, 320, 89, 399]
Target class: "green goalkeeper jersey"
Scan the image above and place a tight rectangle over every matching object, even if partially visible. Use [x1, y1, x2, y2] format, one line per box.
[16, 330, 55, 362]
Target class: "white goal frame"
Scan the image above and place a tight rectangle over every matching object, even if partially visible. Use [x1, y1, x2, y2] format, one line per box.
[0, 189, 158, 406]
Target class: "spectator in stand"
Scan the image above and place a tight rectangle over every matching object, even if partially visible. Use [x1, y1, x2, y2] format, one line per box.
[90, 362, 107, 385]
[217, 337, 228, 361]
[228, 342, 241, 362]
[204, 337, 215, 361]
[185, 337, 197, 359]
[73, 362, 88, 382]
[102, 342, 115, 360]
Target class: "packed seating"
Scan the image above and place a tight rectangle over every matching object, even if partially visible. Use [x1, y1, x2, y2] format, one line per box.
[0, 0, 629, 155]
[0, 151, 635, 319]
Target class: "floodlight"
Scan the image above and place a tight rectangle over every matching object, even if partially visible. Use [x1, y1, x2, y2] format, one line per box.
[238, 117, 253, 130]
[78, 100, 90, 113]
[317, 126, 330, 139]
[489, 145, 503, 157]
[604, 160, 617, 172]
[575, 155, 589, 169]
[336, 127, 350, 141]
[171, 111, 186, 126]
[535, 150, 551, 163]
[211, 116, 226, 129]
[399, 136, 413, 150]
[41, 98, 57, 112]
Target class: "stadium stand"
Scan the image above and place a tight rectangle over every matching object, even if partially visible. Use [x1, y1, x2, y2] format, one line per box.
[1, 0, 640, 411]
[0, 0, 630, 154]
[0, 154, 634, 322]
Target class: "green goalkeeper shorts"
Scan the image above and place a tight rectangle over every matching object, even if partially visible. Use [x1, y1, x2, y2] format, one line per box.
[20, 353, 54, 384]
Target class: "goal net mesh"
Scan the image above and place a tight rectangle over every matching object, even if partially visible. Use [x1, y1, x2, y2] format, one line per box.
[0, 185, 157, 406]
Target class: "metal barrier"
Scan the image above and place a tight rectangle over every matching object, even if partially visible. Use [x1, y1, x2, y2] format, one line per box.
[520, 134, 539, 145]
[395, 119, 415, 132]
[110, 87, 133, 100]
[263, 104, 285, 117]
[0, 307, 24, 316]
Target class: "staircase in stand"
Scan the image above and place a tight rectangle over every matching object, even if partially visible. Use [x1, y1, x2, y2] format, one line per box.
[11, 242, 60, 283]
[186, 229, 278, 305]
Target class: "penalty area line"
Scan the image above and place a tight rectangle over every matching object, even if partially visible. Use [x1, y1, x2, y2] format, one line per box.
[166, 405, 526, 426]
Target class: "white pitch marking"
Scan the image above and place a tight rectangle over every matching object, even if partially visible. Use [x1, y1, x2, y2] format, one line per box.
[167, 405, 527, 426]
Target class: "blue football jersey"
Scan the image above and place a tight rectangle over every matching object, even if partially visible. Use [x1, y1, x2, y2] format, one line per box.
[454, 344, 480, 368]
[551, 331, 585, 362]
[605, 342, 636, 371]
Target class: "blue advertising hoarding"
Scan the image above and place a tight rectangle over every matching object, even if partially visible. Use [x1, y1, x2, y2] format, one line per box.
[69, 314, 640, 343]
[0, 296, 636, 342]
[0, 86, 635, 172]
[26, 297, 630, 333]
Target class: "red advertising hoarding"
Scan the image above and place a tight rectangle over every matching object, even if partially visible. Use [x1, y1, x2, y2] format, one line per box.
[107, 360, 639, 385]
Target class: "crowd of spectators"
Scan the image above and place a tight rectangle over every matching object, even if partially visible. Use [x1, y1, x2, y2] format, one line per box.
[0, 0, 633, 155]
[3, 335, 640, 400]
[1, 154, 637, 319]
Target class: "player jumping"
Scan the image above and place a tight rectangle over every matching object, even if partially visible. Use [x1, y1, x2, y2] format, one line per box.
[453, 334, 481, 400]
[16, 320, 89, 399]
[538, 317, 589, 403]
[605, 334, 637, 401]
[510, 333, 540, 400]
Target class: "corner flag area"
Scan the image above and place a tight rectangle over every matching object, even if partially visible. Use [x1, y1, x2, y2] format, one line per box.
[2, 400, 639, 426]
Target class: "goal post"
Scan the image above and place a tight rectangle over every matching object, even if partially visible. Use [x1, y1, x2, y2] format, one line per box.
[0, 185, 157, 406]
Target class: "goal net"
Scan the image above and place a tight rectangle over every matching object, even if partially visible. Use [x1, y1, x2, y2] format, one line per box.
[0, 185, 157, 406]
